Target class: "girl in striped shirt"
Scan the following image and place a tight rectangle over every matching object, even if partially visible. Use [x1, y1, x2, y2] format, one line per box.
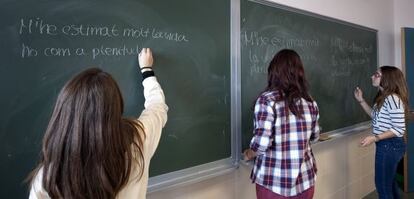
[354, 66, 409, 199]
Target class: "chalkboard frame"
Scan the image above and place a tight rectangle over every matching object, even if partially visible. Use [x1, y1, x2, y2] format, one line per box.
[147, 0, 241, 192]
[241, 0, 378, 140]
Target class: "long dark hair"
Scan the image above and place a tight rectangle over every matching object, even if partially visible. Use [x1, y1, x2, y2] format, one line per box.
[28, 68, 145, 199]
[374, 66, 409, 115]
[265, 49, 313, 118]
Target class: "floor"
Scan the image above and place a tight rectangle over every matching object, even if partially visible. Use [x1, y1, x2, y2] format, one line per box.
[363, 190, 414, 199]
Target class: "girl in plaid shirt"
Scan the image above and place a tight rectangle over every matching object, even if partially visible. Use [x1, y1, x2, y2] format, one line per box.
[244, 49, 320, 199]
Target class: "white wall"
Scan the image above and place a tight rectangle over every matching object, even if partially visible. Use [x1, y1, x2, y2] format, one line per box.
[147, 0, 413, 198]
[268, 0, 395, 66]
[393, 0, 414, 69]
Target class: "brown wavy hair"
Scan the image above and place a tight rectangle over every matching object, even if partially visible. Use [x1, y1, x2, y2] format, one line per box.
[374, 66, 409, 115]
[28, 68, 145, 199]
[265, 49, 313, 118]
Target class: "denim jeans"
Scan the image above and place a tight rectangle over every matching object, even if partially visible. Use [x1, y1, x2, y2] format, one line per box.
[375, 137, 406, 199]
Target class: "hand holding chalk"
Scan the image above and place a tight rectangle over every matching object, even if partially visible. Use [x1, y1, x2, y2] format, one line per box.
[354, 86, 365, 103]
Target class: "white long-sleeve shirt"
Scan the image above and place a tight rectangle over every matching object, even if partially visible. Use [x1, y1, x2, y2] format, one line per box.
[372, 94, 405, 137]
[29, 76, 168, 199]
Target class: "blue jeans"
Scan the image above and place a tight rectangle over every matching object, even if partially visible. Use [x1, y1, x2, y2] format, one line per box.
[375, 137, 406, 199]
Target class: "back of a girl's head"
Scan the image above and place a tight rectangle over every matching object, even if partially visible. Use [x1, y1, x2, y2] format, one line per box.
[265, 49, 312, 117]
[266, 49, 309, 97]
[378, 66, 409, 104]
[56, 67, 124, 125]
[379, 66, 407, 94]
[48, 68, 125, 155]
[37, 67, 143, 199]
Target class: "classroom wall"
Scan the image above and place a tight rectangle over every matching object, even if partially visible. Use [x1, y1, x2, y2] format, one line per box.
[393, 0, 414, 69]
[148, 130, 375, 199]
[148, 0, 405, 198]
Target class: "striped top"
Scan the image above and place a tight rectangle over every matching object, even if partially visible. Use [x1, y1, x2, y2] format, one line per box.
[372, 94, 406, 137]
[249, 90, 320, 197]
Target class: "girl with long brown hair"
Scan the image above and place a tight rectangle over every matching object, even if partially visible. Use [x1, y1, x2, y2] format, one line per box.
[244, 49, 320, 198]
[28, 48, 168, 199]
[354, 66, 408, 199]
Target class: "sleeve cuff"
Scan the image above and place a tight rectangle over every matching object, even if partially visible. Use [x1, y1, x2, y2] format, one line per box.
[142, 70, 155, 79]
[250, 142, 266, 155]
[389, 128, 404, 137]
[250, 143, 259, 152]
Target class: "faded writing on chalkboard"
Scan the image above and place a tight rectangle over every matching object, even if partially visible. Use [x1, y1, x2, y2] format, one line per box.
[241, 31, 319, 48]
[242, 31, 319, 76]
[242, 30, 374, 77]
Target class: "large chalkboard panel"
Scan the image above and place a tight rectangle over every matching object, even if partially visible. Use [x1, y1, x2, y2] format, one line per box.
[0, 0, 230, 197]
[241, 0, 377, 149]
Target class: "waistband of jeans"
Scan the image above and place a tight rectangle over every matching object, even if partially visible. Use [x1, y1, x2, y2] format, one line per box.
[375, 136, 404, 144]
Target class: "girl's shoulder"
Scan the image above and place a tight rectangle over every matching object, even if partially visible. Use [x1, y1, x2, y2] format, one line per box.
[299, 98, 319, 112]
[308, 99, 318, 108]
[29, 167, 51, 199]
[384, 94, 403, 110]
[385, 94, 401, 100]
[258, 90, 283, 103]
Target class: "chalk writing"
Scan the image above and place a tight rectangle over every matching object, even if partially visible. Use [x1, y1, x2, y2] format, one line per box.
[21, 43, 140, 59]
[330, 37, 373, 54]
[92, 45, 139, 59]
[247, 49, 317, 76]
[61, 24, 119, 37]
[21, 43, 38, 58]
[242, 30, 374, 77]
[17, 17, 190, 59]
[241, 31, 319, 49]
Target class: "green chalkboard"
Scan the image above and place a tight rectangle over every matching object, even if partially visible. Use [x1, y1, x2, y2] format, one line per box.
[0, 0, 230, 197]
[241, 0, 378, 149]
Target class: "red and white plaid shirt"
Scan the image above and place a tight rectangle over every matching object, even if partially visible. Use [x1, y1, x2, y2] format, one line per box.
[249, 90, 320, 197]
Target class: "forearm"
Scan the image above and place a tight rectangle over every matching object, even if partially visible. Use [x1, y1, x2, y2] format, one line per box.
[359, 100, 372, 118]
[376, 130, 397, 141]
[143, 77, 166, 107]
[250, 96, 274, 156]
[140, 76, 168, 128]
[250, 137, 271, 156]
